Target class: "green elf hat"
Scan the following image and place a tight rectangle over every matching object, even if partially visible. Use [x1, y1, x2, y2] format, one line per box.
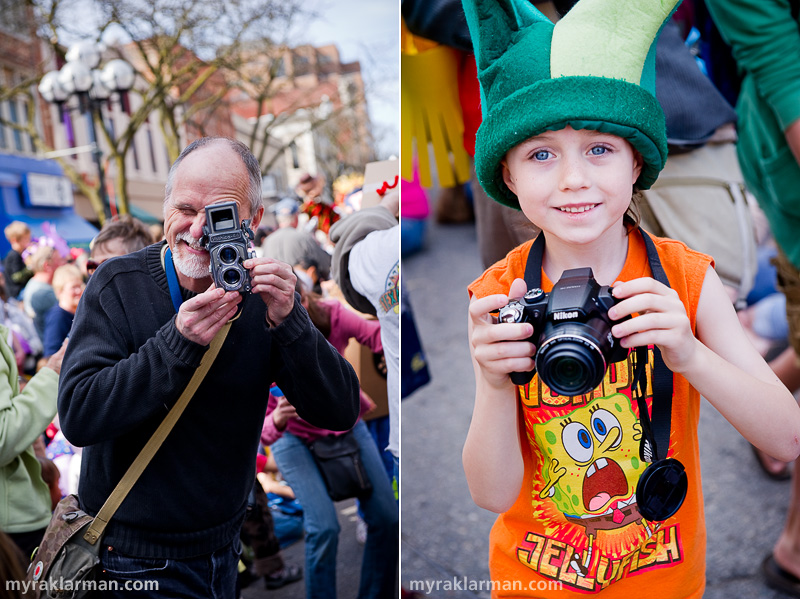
[464, 0, 680, 208]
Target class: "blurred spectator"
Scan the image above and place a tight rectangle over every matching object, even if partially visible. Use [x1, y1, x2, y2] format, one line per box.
[295, 173, 340, 235]
[262, 198, 332, 294]
[42, 264, 85, 357]
[238, 457, 303, 591]
[0, 529, 26, 595]
[3, 221, 32, 299]
[705, 2, 800, 593]
[0, 328, 66, 566]
[330, 190, 400, 481]
[0, 276, 42, 374]
[400, 165, 430, 257]
[149, 223, 165, 243]
[86, 215, 153, 277]
[20, 245, 64, 340]
[260, 283, 397, 599]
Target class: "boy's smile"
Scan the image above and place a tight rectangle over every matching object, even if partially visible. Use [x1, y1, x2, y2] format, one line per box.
[502, 126, 642, 247]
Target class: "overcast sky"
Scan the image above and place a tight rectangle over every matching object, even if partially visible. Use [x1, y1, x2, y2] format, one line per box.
[298, 0, 399, 159]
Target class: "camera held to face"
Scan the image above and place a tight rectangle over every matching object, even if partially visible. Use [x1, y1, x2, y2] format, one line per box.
[201, 201, 256, 293]
[497, 267, 629, 396]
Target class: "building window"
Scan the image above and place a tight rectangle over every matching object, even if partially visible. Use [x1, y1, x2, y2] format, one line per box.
[292, 53, 310, 77]
[0, 0, 29, 36]
[7, 100, 24, 152]
[274, 57, 285, 78]
[289, 141, 299, 169]
[0, 107, 7, 149]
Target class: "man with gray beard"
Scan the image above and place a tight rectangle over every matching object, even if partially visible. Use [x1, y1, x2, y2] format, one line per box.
[57, 137, 360, 598]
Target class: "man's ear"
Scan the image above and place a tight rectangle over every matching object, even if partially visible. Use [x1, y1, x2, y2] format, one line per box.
[250, 206, 264, 230]
[501, 161, 517, 195]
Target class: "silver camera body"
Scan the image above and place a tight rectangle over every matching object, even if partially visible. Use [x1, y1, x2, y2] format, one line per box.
[201, 201, 255, 293]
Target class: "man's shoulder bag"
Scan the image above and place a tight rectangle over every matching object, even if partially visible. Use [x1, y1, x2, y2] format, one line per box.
[22, 322, 231, 599]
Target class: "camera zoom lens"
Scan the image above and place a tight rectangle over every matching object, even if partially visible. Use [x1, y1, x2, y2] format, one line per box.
[223, 268, 242, 287]
[537, 339, 605, 397]
[219, 246, 238, 264]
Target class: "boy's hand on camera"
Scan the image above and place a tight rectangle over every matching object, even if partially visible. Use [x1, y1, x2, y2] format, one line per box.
[469, 278, 535, 389]
[176, 284, 242, 345]
[245, 257, 297, 326]
[608, 277, 699, 373]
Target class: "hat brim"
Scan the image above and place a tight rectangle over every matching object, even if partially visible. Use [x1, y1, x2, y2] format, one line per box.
[475, 76, 667, 209]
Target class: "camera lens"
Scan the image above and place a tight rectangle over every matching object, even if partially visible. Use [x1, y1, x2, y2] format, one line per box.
[552, 355, 588, 388]
[536, 334, 605, 396]
[222, 268, 242, 287]
[219, 246, 238, 264]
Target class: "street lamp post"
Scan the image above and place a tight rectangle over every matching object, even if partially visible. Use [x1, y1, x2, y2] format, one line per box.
[39, 41, 135, 221]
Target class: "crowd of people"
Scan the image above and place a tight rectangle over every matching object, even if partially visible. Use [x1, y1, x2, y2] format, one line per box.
[0, 137, 399, 599]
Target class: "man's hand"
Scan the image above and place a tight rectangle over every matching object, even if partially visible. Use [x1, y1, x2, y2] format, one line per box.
[176, 284, 242, 345]
[244, 257, 297, 326]
[46, 338, 69, 375]
[272, 395, 299, 431]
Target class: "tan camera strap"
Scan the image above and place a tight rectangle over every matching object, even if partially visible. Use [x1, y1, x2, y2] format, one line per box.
[82, 317, 232, 545]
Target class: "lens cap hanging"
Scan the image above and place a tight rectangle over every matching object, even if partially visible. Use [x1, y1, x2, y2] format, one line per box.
[636, 458, 687, 522]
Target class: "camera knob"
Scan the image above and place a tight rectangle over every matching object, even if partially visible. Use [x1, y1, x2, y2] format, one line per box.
[498, 303, 523, 324]
[524, 288, 544, 301]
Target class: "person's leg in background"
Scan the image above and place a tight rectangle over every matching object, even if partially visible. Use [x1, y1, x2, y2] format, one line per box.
[763, 249, 800, 594]
[239, 479, 302, 590]
[271, 432, 340, 599]
[350, 420, 399, 599]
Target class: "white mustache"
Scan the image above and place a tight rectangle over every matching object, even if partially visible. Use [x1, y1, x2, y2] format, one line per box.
[176, 232, 205, 251]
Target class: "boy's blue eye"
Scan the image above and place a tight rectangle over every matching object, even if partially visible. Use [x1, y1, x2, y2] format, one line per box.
[533, 150, 551, 161]
[590, 146, 607, 156]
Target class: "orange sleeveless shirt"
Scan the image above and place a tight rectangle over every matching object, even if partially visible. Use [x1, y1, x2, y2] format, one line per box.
[468, 232, 713, 598]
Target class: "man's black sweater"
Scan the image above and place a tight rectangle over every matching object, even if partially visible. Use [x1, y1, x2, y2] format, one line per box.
[58, 242, 360, 559]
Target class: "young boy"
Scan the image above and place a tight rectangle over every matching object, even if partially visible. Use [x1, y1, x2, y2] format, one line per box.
[3, 221, 32, 299]
[462, 0, 800, 596]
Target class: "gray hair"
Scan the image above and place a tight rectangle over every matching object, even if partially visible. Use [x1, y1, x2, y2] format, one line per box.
[164, 137, 263, 217]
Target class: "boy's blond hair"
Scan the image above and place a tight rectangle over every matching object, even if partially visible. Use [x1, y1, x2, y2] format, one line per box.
[4, 221, 30, 243]
[52, 264, 84, 296]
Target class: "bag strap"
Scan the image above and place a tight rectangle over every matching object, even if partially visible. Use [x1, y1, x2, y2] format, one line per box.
[82, 321, 231, 545]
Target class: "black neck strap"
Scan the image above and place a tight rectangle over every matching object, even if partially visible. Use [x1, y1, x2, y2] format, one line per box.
[522, 229, 674, 463]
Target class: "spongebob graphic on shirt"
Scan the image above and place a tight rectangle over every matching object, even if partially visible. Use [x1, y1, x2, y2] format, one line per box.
[515, 352, 684, 592]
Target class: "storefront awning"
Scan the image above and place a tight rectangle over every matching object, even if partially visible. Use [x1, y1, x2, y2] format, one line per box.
[0, 152, 99, 252]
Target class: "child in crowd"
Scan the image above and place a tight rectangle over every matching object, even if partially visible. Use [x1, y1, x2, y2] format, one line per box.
[42, 263, 85, 357]
[462, 0, 800, 596]
[3, 221, 32, 299]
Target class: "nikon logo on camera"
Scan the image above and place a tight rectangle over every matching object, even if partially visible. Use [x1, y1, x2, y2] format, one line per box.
[553, 311, 579, 321]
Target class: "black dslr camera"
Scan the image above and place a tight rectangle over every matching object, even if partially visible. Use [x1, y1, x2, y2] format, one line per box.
[201, 201, 256, 293]
[497, 267, 629, 396]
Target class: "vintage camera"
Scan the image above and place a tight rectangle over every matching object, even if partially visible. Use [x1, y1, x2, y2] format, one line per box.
[201, 201, 256, 293]
[497, 267, 629, 396]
